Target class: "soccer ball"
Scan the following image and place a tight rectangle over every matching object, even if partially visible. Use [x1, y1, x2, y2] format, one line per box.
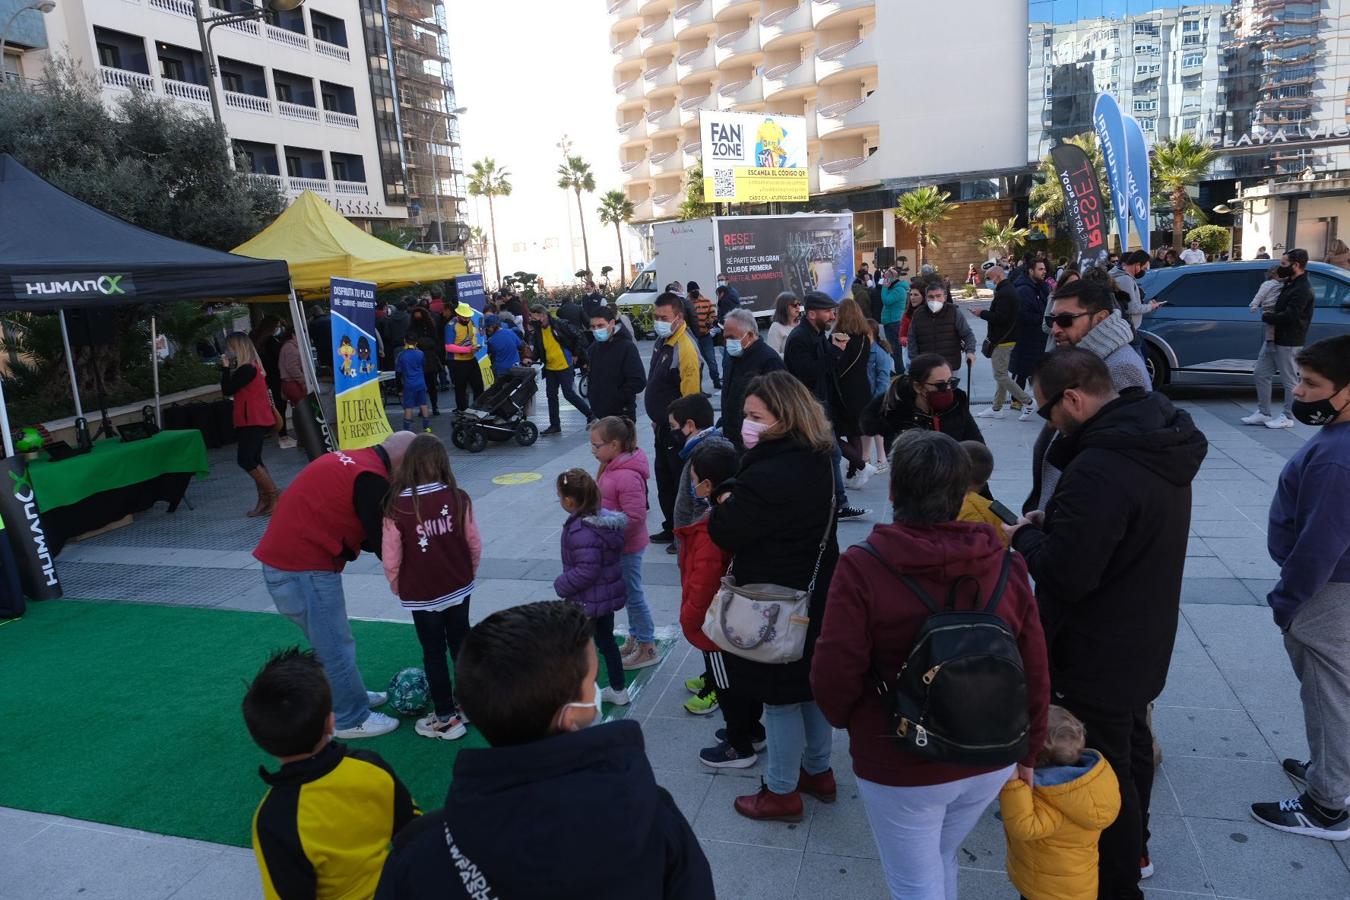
[387, 667, 429, 715]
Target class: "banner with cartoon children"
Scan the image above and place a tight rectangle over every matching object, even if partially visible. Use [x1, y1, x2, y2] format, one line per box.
[449, 273, 494, 391]
[330, 277, 393, 449]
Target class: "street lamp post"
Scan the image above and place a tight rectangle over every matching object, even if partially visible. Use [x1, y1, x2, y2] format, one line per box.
[192, 0, 305, 170]
[0, 0, 57, 83]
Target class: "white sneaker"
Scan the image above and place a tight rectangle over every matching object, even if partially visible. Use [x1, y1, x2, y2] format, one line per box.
[415, 712, 467, 741]
[335, 711, 399, 739]
[1018, 405, 1035, 421]
[600, 686, 631, 706]
[1265, 414, 1294, 429]
[976, 407, 1004, 419]
[1241, 411, 1272, 426]
[367, 691, 387, 708]
[852, 462, 876, 489]
[278, 436, 298, 449]
[874, 461, 889, 474]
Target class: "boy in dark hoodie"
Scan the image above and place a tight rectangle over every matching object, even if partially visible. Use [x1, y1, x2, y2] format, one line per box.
[374, 601, 715, 900]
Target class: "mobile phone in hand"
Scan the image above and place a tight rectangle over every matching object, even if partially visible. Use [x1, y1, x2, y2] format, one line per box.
[988, 499, 1021, 526]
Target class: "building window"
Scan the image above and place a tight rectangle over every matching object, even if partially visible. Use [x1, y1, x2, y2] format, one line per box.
[222, 71, 242, 93]
[275, 82, 292, 102]
[1182, 116, 1199, 130]
[322, 91, 337, 111]
[1182, 34, 1202, 46]
[160, 57, 184, 82]
[1133, 99, 1158, 112]
[97, 43, 121, 69]
[1182, 20, 1200, 33]
[285, 155, 301, 177]
[1133, 44, 1158, 56]
[332, 159, 348, 180]
[1138, 117, 1155, 132]
[1182, 52, 1204, 67]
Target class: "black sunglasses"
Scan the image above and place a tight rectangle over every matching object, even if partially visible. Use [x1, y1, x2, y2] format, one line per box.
[1044, 311, 1092, 330]
[1037, 384, 1079, 421]
[922, 377, 961, 391]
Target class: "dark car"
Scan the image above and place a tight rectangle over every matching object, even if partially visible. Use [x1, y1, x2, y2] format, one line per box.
[1137, 261, 1350, 386]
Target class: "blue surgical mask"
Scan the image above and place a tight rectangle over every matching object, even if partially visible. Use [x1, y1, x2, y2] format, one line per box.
[592, 327, 610, 342]
[725, 338, 743, 357]
[653, 320, 673, 338]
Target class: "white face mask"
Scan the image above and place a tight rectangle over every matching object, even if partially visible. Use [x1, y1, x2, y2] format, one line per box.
[653, 320, 673, 338]
[559, 681, 603, 731]
[926, 300, 944, 314]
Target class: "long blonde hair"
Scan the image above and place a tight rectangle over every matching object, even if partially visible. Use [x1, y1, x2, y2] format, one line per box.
[225, 332, 264, 375]
[743, 370, 834, 453]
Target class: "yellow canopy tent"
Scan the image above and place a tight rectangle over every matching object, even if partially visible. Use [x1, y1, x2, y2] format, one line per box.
[231, 191, 467, 296]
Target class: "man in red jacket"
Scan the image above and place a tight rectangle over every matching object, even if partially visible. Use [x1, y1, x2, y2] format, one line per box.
[254, 431, 416, 740]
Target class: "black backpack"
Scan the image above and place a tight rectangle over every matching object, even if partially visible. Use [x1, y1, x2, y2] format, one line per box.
[857, 542, 1029, 767]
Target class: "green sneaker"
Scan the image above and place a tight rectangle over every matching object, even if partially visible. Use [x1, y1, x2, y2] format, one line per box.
[684, 691, 719, 716]
[684, 674, 706, 695]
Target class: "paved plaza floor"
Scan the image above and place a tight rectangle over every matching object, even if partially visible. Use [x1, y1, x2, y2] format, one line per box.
[4, 320, 1349, 899]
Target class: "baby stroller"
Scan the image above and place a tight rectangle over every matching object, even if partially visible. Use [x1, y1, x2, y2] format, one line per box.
[451, 365, 539, 453]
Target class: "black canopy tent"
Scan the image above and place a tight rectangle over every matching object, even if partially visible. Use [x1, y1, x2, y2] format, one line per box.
[0, 154, 311, 458]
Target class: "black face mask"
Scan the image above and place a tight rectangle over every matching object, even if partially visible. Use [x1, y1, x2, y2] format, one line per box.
[1291, 394, 1350, 426]
[1276, 265, 1294, 279]
[669, 427, 688, 451]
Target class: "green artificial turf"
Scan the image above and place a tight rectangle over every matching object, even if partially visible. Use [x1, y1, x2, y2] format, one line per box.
[0, 600, 661, 848]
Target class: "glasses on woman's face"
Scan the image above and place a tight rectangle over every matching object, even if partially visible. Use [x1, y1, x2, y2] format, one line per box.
[922, 377, 961, 391]
[1044, 311, 1092, 330]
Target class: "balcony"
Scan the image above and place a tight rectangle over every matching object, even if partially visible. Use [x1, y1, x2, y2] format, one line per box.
[608, 0, 642, 23]
[148, 0, 194, 17]
[818, 151, 879, 193]
[161, 78, 211, 105]
[267, 24, 310, 52]
[682, 139, 702, 158]
[652, 189, 683, 219]
[208, 6, 261, 36]
[817, 93, 876, 138]
[334, 180, 368, 195]
[288, 176, 331, 194]
[324, 110, 360, 129]
[712, 0, 757, 20]
[613, 35, 642, 62]
[763, 58, 814, 99]
[643, 61, 676, 91]
[723, 75, 763, 108]
[620, 157, 651, 181]
[673, 0, 714, 36]
[247, 173, 285, 191]
[679, 92, 715, 126]
[812, 0, 874, 30]
[315, 39, 351, 63]
[639, 16, 676, 54]
[651, 148, 684, 176]
[224, 90, 274, 115]
[815, 36, 877, 84]
[761, 3, 812, 49]
[279, 101, 320, 122]
[714, 27, 762, 69]
[616, 77, 646, 104]
[676, 44, 716, 82]
[632, 197, 654, 221]
[617, 116, 649, 144]
[646, 104, 683, 135]
[100, 66, 154, 93]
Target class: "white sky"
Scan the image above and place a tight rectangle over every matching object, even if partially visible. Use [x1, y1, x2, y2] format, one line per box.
[445, 1, 639, 287]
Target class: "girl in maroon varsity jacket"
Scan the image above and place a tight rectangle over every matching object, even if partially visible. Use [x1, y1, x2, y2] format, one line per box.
[381, 436, 482, 741]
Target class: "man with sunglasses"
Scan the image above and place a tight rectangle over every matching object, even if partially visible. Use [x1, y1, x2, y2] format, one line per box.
[1007, 348, 1207, 900]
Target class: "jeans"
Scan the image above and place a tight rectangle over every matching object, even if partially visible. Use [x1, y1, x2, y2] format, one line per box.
[593, 611, 625, 690]
[829, 442, 848, 507]
[762, 700, 834, 794]
[1254, 341, 1300, 417]
[857, 766, 1013, 900]
[696, 331, 721, 387]
[620, 551, 655, 643]
[883, 322, 904, 372]
[262, 566, 369, 730]
[543, 367, 592, 429]
[990, 343, 1031, 411]
[412, 603, 471, 717]
[1055, 693, 1153, 900]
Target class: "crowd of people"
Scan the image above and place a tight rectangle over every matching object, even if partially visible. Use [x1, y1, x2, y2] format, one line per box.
[230, 244, 1350, 900]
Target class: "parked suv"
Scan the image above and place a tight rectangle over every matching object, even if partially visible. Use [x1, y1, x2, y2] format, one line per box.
[1137, 261, 1350, 386]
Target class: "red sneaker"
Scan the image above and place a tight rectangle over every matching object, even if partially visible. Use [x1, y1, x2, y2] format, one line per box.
[734, 782, 804, 823]
[796, 767, 837, 803]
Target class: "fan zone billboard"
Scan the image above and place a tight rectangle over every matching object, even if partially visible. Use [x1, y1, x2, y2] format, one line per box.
[700, 110, 808, 203]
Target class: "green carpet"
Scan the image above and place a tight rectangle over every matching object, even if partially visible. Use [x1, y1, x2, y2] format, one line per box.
[0, 600, 664, 848]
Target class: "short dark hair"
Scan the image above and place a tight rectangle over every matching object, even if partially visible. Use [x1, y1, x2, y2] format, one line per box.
[1036, 347, 1114, 401]
[456, 602, 594, 747]
[589, 305, 616, 322]
[688, 441, 738, 489]
[961, 440, 994, 488]
[653, 292, 684, 316]
[923, 282, 946, 296]
[1287, 248, 1309, 267]
[430, 286, 444, 299]
[1125, 250, 1151, 266]
[907, 352, 949, 385]
[888, 431, 971, 524]
[668, 393, 714, 430]
[1052, 278, 1115, 316]
[529, 303, 548, 315]
[1296, 336, 1350, 390]
[242, 648, 332, 757]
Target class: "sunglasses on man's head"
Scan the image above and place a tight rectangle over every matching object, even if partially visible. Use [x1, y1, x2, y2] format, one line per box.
[922, 377, 961, 391]
[1044, 311, 1092, 330]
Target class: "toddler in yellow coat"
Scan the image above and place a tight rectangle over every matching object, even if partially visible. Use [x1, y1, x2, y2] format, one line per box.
[1000, 705, 1122, 900]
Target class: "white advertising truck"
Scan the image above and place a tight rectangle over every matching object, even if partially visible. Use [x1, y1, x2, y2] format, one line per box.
[615, 213, 855, 322]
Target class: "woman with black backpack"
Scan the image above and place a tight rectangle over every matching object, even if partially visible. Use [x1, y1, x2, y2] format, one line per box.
[811, 430, 1049, 900]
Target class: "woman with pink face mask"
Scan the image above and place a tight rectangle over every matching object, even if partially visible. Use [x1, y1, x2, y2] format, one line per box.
[705, 371, 840, 823]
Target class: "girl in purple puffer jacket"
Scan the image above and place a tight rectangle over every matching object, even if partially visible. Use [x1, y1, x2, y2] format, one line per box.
[554, 468, 632, 706]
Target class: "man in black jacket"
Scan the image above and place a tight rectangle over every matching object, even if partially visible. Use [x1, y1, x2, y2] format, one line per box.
[529, 304, 592, 435]
[1248, 248, 1316, 430]
[580, 280, 608, 320]
[784, 291, 865, 518]
[974, 262, 1032, 418]
[908, 281, 977, 372]
[1008, 349, 1207, 900]
[374, 602, 713, 900]
[586, 306, 646, 420]
[718, 308, 785, 448]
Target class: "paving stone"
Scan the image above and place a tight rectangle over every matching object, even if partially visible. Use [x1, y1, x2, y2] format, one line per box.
[699, 839, 802, 900]
[1186, 814, 1350, 900]
[803, 786, 877, 860]
[1141, 813, 1215, 895]
[1181, 578, 1261, 606]
[1150, 706, 1275, 763]
[791, 851, 888, 899]
[1157, 661, 1244, 710]
[1160, 757, 1301, 822]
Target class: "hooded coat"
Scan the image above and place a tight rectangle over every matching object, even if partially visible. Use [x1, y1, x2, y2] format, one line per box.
[554, 509, 628, 617]
[811, 521, 1050, 786]
[860, 377, 985, 445]
[1012, 391, 1208, 709]
[597, 450, 651, 555]
[1010, 270, 1051, 378]
[586, 327, 647, 420]
[673, 428, 733, 531]
[373, 721, 713, 900]
[676, 515, 730, 653]
[999, 749, 1122, 900]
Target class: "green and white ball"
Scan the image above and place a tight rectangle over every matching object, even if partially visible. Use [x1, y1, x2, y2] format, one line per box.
[388, 667, 430, 715]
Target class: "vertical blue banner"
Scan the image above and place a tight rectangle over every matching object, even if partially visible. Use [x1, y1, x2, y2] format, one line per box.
[1123, 115, 1152, 254]
[1093, 93, 1131, 251]
[448, 273, 494, 390]
[329, 277, 392, 449]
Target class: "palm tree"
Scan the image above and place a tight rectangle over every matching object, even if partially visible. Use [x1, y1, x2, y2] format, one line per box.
[466, 158, 511, 288]
[468, 225, 488, 272]
[1152, 134, 1217, 251]
[678, 159, 715, 220]
[597, 189, 636, 289]
[1028, 133, 1110, 223]
[557, 154, 597, 276]
[895, 186, 954, 268]
[974, 217, 1031, 259]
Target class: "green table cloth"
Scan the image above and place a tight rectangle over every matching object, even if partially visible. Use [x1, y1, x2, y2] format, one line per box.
[27, 429, 209, 512]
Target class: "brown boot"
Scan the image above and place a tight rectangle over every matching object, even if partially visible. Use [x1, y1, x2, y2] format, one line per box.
[247, 467, 280, 517]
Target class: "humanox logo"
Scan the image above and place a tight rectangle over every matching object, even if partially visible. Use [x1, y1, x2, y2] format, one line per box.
[12, 273, 135, 299]
[7, 467, 58, 588]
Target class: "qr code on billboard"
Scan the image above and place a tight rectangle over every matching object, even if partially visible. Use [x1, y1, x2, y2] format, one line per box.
[712, 167, 736, 199]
